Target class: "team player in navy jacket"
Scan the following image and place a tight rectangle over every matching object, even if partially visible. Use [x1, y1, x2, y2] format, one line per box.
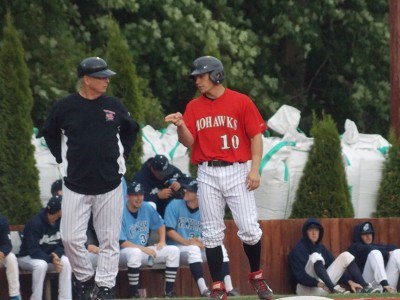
[288, 218, 377, 295]
[0, 214, 20, 300]
[42, 57, 139, 299]
[133, 154, 192, 217]
[348, 221, 399, 293]
[18, 196, 71, 300]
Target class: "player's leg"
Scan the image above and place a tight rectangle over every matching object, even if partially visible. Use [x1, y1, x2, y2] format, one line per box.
[221, 245, 239, 295]
[92, 182, 124, 290]
[155, 245, 180, 296]
[120, 247, 143, 297]
[197, 164, 227, 292]
[179, 245, 209, 296]
[223, 163, 271, 299]
[362, 250, 388, 290]
[296, 254, 329, 296]
[385, 249, 400, 292]
[18, 256, 47, 300]
[61, 185, 93, 282]
[58, 255, 72, 299]
[2, 253, 20, 298]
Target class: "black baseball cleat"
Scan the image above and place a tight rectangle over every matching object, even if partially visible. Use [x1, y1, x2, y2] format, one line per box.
[92, 284, 115, 299]
[72, 274, 94, 300]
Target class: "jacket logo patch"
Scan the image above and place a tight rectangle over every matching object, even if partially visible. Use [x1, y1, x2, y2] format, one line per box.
[103, 109, 115, 121]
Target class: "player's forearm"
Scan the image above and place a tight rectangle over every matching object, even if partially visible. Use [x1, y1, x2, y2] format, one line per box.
[177, 123, 194, 147]
[167, 230, 189, 245]
[250, 133, 263, 172]
[157, 226, 166, 244]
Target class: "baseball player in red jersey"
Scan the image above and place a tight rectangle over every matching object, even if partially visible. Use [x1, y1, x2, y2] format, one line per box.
[165, 56, 273, 299]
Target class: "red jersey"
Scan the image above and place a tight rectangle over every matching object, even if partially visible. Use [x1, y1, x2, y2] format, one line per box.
[183, 88, 267, 164]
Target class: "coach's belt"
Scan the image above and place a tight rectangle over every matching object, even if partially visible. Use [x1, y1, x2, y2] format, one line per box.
[206, 160, 243, 167]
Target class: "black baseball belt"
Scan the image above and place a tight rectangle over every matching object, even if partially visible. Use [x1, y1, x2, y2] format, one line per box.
[204, 160, 245, 167]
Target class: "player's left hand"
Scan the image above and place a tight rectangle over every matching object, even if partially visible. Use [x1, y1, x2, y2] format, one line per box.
[155, 241, 166, 250]
[0, 251, 5, 263]
[246, 169, 260, 191]
[169, 181, 181, 192]
[51, 252, 63, 273]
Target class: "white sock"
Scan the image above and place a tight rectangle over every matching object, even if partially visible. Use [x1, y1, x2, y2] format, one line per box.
[197, 278, 208, 293]
[224, 275, 233, 292]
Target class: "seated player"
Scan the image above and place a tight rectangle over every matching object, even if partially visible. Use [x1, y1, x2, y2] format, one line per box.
[164, 178, 239, 297]
[119, 182, 180, 298]
[18, 196, 72, 300]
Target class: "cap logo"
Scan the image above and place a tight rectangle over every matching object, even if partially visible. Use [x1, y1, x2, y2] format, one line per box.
[163, 161, 169, 171]
[363, 223, 370, 232]
[135, 183, 142, 193]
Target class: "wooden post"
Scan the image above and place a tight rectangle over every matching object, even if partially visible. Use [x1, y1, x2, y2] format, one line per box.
[390, 0, 400, 138]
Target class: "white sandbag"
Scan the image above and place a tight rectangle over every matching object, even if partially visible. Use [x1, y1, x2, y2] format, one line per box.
[267, 105, 301, 135]
[33, 137, 61, 207]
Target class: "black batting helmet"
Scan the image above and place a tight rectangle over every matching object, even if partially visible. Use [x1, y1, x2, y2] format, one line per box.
[77, 57, 116, 78]
[190, 56, 224, 84]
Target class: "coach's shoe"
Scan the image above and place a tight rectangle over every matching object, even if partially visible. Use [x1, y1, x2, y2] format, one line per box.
[383, 285, 397, 293]
[92, 284, 115, 299]
[72, 274, 95, 300]
[227, 288, 240, 296]
[208, 281, 227, 300]
[248, 270, 273, 300]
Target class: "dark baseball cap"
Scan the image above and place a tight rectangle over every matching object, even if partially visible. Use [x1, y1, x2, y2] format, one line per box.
[77, 57, 116, 78]
[181, 179, 198, 193]
[46, 195, 62, 214]
[149, 155, 174, 177]
[50, 179, 62, 195]
[360, 222, 374, 234]
[127, 182, 144, 195]
[307, 223, 321, 230]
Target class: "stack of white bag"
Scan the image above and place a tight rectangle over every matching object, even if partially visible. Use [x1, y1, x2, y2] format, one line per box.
[254, 105, 390, 220]
[34, 124, 190, 206]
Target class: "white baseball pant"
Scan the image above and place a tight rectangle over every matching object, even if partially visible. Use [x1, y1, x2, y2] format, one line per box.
[197, 163, 262, 248]
[0, 252, 20, 297]
[296, 251, 354, 296]
[119, 245, 180, 268]
[362, 249, 400, 289]
[177, 244, 229, 265]
[61, 183, 124, 288]
[18, 255, 72, 300]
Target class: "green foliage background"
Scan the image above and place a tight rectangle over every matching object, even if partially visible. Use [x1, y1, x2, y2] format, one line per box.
[0, 14, 42, 224]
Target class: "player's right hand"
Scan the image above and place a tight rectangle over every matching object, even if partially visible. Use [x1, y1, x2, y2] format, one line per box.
[165, 112, 184, 127]
[144, 247, 157, 258]
[51, 252, 63, 273]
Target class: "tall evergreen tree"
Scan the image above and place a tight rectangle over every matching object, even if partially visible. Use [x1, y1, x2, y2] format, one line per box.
[376, 129, 400, 216]
[104, 18, 144, 180]
[290, 114, 353, 218]
[0, 13, 41, 224]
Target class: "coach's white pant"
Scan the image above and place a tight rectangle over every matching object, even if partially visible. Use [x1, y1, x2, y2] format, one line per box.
[296, 251, 354, 296]
[119, 245, 180, 268]
[177, 244, 229, 265]
[0, 253, 20, 297]
[61, 183, 123, 288]
[362, 249, 400, 289]
[18, 255, 72, 300]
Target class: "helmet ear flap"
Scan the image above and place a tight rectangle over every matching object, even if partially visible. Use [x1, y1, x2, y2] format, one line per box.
[210, 69, 224, 84]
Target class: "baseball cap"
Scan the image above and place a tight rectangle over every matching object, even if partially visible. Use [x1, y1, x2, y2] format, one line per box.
[77, 57, 116, 78]
[149, 155, 174, 177]
[181, 179, 198, 193]
[127, 182, 144, 195]
[46, 195, 62, 214]
[307, 223, 321, 230]
[50, 179, 62, 195]
[360, 222, 374, 234]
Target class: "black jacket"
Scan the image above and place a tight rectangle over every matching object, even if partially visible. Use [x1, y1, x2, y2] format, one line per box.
[42, 93, 139, 195]
[288, 218, 350, 287]
[18, 209, 64, 262]
[347, 221, 397, 271]
[0, 214, 12, 256]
